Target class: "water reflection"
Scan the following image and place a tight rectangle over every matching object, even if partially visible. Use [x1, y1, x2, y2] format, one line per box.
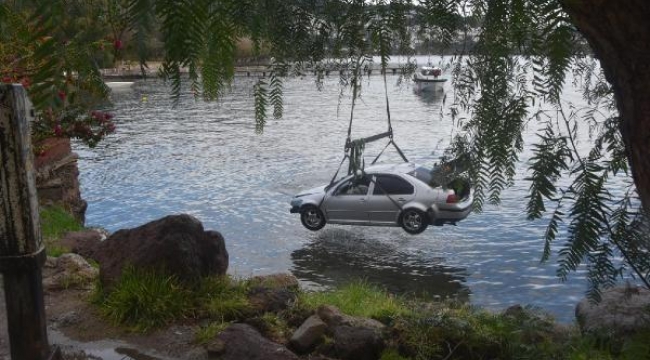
[413, 86, 445, 105]
[291, 228, 470, 301]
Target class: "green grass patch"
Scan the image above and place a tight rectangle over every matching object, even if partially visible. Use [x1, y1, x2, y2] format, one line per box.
[390, 302, 576, 360]
[299, 280, 410, 321]
[40, 205, 82, 257]
[195, 321, 230, 344]
[97, 266, 192, 332]
[196, 276, 252, 320]
[40, 205, 82, 240]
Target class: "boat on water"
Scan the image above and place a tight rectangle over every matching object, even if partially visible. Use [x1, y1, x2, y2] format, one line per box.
[413, 66, 447, 92]
[105, 81, 134, 91]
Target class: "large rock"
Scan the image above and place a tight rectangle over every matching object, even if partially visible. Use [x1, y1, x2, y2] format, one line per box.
[95, 214, 228, 290]
[247, 273, 300, 314]
[331, 325, 384, 360]
[57, 229, 105, 261]
[210, 323, 299, 360]
[316, 305, 386, 360]
[317, 305, 385, 331]
[576, 286, 650, 336]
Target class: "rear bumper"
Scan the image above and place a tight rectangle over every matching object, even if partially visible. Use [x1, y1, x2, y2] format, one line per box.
[432, 200, 473, 225]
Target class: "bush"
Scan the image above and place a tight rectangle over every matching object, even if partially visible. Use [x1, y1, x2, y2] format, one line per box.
[97, 266, 192, 332]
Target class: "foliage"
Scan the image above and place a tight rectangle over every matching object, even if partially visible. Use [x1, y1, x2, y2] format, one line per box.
[96, 266, 192, 332]
[415, 1, 649, 298]
[0, 0, 116, 147]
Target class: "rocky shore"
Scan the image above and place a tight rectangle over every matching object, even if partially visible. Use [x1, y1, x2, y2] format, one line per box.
[2, 214, 649, 360]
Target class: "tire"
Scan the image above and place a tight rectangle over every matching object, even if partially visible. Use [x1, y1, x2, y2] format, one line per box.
[300, 206, 326, 231]
[399, 208, 428, 235]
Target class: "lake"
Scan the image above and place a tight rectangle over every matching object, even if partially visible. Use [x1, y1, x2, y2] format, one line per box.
[76, 60, 606, 323]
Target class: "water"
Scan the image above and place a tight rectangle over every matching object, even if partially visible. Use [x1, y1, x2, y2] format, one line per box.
[76, 64, 605, 323]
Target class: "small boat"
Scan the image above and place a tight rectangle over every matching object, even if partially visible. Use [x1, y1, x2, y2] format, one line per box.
[105, 81, 134, 91]
[413, 66, 447, 92]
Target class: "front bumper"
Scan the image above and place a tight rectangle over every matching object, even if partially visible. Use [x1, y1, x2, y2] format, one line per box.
[290, 206, 300, 214]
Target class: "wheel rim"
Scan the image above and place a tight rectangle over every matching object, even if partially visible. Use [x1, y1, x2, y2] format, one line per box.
[304, 209, 322, 228]
[403, 211, 422, 231]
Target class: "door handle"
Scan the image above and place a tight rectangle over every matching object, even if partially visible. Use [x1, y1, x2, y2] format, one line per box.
[397, 198, 406, 202]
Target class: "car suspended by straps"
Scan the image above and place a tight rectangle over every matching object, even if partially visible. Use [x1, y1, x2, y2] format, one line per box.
[289, 57, 473, 234]
[289, 161, 473, 235]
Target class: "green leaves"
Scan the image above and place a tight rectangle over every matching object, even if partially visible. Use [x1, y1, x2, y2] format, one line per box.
[526, 124, 572, 220]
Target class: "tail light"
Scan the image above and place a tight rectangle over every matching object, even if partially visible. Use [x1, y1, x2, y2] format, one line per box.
[446, 194, 459, 203]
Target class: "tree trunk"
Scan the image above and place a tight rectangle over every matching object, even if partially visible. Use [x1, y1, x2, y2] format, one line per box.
[560, 0, 650, 212]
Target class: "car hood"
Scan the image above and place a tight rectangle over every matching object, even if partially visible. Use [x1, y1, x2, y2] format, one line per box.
[294, 184, 327, 198]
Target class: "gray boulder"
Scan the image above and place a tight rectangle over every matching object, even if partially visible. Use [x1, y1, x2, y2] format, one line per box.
[576, 286, 650, 336]
[289, 315, 328, 354]
[316, 305, 386, 360]
[210, 323, 299, 360]
[94, 214, 228, 290]
[331, 325, 384, 360]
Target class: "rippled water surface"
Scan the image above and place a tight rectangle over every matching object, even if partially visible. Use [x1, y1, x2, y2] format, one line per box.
[77, 65, 603, 322]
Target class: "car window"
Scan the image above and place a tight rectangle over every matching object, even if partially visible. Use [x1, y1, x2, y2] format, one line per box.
[372, 175, 414, 195]
[336, 176, 371, 196]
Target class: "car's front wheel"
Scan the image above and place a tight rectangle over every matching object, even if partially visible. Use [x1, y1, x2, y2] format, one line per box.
[300, 205, 326, 231]
[399, 208, 428, 234]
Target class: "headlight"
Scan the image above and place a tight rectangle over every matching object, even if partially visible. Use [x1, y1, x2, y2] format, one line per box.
[290, 198, 303, 207]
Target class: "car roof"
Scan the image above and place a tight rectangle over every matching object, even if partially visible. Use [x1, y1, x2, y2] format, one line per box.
[364, 162, 419, 175]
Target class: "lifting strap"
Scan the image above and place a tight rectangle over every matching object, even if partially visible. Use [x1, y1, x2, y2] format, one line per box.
[337, 57, 409, 181]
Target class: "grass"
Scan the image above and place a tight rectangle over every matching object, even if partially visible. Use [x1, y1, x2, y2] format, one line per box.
[298, 279, 411, 322]
[196, 276, 252, 320]
[92, 269, 650, 360]
[96, 266, 192, 332]
[40, 205, 82, 257]
[95, 270, 254, 333]
[40, 205, 83, 240]
[195, 321, 230, 344]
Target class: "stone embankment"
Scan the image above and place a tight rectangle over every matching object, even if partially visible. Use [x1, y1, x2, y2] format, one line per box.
[34, 137, 86, 223]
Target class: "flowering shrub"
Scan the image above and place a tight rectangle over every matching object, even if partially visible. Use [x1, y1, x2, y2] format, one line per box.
[0, 35, 115, 151]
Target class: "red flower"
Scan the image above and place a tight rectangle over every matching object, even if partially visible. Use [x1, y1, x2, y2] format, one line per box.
[114, 40, 123, 50]
[53, 124, 63, 136]
[58, 90, 66, 101]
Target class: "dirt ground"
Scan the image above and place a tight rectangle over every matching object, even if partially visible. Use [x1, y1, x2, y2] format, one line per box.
[0, 275, 205, 360]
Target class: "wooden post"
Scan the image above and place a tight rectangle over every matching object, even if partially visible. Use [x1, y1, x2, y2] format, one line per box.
[0, 84, 57, 360]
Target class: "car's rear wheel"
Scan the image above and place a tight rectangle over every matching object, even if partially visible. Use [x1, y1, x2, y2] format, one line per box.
[300, 205, 326, 231]
[400, 208, 428, 234]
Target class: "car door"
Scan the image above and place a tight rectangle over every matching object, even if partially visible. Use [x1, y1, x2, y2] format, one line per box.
[367, 174, 416, 224]
[321, 176, 371, 224]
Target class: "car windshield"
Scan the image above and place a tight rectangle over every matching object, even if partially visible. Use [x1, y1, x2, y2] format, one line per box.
[407, 166, 433, 185]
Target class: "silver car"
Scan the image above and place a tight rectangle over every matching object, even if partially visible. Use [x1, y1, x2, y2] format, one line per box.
[289, 162, 473, 234]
